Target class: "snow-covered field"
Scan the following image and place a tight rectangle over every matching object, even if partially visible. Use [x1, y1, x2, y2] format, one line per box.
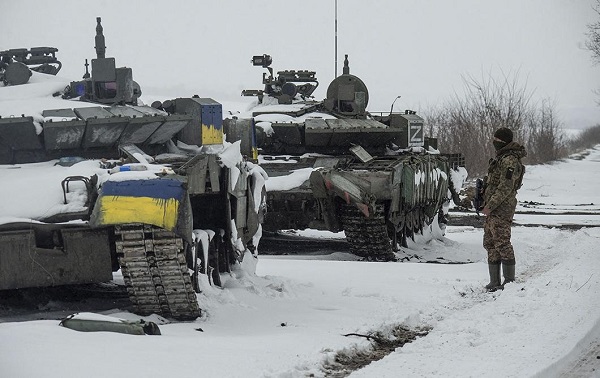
[1, 110, 599, 378]
[1, 35, 600, 377]
[2, 1, 600, 373]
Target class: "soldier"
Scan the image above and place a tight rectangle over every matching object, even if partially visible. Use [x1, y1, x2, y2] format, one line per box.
[482, 127, 526, 291]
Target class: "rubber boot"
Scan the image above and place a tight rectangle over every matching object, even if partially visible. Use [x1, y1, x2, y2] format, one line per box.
[485, 262, 502, 292]
[501, 259, 516, 288]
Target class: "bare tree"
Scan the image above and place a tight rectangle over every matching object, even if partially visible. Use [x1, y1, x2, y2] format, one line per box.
[586, 0, 600, 64]
[524, 99, 567, 164]
[425, 69, 533, 176]
[587, 0, 600, 104]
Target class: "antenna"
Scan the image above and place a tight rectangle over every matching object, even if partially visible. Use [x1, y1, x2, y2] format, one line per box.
[335, 0, 338, 78]
[389, 95, 401, 116]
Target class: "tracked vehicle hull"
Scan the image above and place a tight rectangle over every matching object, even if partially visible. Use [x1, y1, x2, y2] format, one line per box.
[228, 54, 465, 259]
[310, 154, 453, 260]
[0, 18, 265, 321]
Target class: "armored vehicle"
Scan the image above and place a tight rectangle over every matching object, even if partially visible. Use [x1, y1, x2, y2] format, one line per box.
[1, 46, 61, 86]
[225, 55, 465, 261]
[0, 18, 264, 320]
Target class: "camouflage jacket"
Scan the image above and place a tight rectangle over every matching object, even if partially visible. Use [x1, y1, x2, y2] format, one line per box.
[483, 142, 527, 215]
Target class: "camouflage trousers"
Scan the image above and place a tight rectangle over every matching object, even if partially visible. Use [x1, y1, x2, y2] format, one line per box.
[483, 213, 515, 264]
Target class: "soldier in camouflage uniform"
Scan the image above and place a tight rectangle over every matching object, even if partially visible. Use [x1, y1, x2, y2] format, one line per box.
[482, 127, 526, 291]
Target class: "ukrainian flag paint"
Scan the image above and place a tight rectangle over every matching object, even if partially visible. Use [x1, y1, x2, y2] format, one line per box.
[202, 123, 224, 145]
[91, 178, 186, 232]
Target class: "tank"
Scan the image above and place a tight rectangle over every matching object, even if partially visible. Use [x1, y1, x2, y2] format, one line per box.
[225, 54, 465, 261]
[0, 18, 265, 321]
[0, 46, 62, 86]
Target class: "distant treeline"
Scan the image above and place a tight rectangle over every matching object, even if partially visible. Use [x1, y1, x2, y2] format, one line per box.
[422, 71, 600, 177]
[568, 124, 600, 152]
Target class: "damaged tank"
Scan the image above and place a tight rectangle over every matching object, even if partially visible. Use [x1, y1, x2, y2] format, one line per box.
[0, 18, 265, 320]
[225, 54, 465, 261]
[0, 46, 62, 86]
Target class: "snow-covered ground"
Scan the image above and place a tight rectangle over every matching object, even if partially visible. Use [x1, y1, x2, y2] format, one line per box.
[1, 70, 600, 377]
[1, 79, 599, 377]
[2, 222, 599, 378]
[1, 195, 599, 378]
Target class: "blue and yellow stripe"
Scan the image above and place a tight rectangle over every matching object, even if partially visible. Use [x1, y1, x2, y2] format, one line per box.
[202, 123, 224, 145]
[91, 178, 185, 231]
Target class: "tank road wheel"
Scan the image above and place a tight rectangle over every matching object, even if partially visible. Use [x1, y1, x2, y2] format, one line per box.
[114, 224, 201, 321]
[340, 203, 396, 261]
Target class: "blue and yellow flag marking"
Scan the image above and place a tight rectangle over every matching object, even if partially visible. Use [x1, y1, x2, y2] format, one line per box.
[202, 123, 224, 145]
[93, 179, 185, 231]
[100, 178, 185, 200]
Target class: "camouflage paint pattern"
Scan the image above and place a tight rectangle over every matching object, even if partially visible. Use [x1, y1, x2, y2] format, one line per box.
[482, 141, 526, 263]
[483, 142, 526, 213]
[484, 214, 515, 263]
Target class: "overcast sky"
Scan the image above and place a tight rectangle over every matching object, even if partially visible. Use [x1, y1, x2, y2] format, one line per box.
[3, 0, 599, 129]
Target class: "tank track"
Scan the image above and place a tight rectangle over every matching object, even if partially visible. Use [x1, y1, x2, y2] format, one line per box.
[114, 224, 200, 321]
[340, 204, 396, 261]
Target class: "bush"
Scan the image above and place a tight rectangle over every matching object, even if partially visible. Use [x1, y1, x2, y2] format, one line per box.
[424, 71, 571, 176]
[568, 124, 600, 151]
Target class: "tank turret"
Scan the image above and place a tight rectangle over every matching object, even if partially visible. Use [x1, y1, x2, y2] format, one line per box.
[0, 18, 265, 321]
[225, 54, 466, 261]
[64, 17, 141, 105]
[231, 54, 428, 157]
[323, 54, 369, 117]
